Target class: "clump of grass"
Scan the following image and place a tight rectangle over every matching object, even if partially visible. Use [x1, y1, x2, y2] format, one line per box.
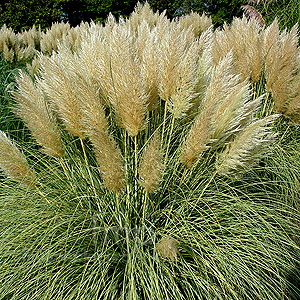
[0, 3, 299, 299]
[212, 16, 300, 123]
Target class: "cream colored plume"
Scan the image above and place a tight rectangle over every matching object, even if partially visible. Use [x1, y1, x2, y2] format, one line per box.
[12, 70, 64, 158]
[216, 115, 278, 177]
[88, 129, 125, 194]
[76, 75, 109, 135]
[212, 16, 263, 82]
[156, 236, 178, 262]
[180, 106, 213, 168]
[39, 54, 85, 138]
[181, 54, 236, 168]
[0, 131, 36, 187]
[263, 21, 299, 114]
[127, 1, 163, 33]
[203, 52, 240, 110]
[139, 131, 164, 193]
[139, 25, 160, 111]
[40, 22, 71, 54]
[0, 24, 36, 62]
[186, 28, 213, 117]
[210, 85, 263, 148]
[157, 23, 199, 118]
[107, 24, 148, 136]
[285, 70, 300, 122]
[178, 12, 212, 38]
[77, 31, 112, 106]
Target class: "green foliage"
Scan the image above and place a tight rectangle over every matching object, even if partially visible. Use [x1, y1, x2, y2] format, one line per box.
[147, 0, 179, 17]
[259, 0, 300, 30]
[165, 0, 249, 26]
[0, 123, 299, 299]
[0, 0, 64, 31]
[61, 0, 138, 26]
[0, 58, 26, 135]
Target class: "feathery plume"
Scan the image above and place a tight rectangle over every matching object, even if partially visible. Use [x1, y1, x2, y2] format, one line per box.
[39, 54, 85, 138]
[127, 1, 164, 34]
[76, 75, 109, 134]
[216, 115, 278, 177]
[0, 131, 36, 187]
[180, 106, 213, 168]
[88, 129, 125, 194]
[156, 236, 178, 261]
[40, 22, 71, 55]
[12, 71, 64, 158]
[108, 24, 147, 136]
[158, 23, 198, 118]
[140, 27, 160, 111]
[139, 131, 164, 193]
[242, 5, 265, 26]
[180, 53, 238, 168]
[178, 12, 212, 38]
[284, 71, 300, 122]
[186, 28, 213, 117]
[212, 17, 263, 82]
[210, 85, 263, 147]
[77, 32, 112, 107]
[168, 38, 202, 118]
[203, 52, 241, 110]
[263, 22, 299, 113]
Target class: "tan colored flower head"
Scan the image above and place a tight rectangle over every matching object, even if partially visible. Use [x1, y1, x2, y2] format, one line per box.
[156, 236, 178, 261]
[0, 131, 36, 187]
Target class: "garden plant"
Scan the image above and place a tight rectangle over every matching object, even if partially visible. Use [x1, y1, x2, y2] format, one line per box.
[0, 2, 300, 299]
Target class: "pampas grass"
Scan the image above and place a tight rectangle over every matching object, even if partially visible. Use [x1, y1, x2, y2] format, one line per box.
[0, 130, 35, 187]
[0, 3, 300, 300]
[12, 70, 64, 158]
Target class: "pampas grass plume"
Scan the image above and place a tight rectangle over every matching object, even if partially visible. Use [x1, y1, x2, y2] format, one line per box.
[139, 131, 164, 193]
[216, 115, 278, 176]
[88, 129, 125, 194]
[0, 131, 36, 187]
[156, 236, 178, 261]
[39, 55, 86, 139]
[13, 71, 64, 158]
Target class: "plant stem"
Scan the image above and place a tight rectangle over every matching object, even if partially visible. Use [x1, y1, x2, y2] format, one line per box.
[134, 135, 138, 199]
[197, 171, 217, 203]
[124, 131, 130, 204]
[34, 184, 51, 204]
[261, 92, 270, 116]
[59, 157, 70, 180]
[80, 137, 97, 202]
[161, 100, 168, 145]
[145, 110, 150, 144]
[164, 114, 175, 164]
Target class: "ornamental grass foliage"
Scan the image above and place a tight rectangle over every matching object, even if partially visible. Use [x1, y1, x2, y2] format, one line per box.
[0, 2, 300, 299]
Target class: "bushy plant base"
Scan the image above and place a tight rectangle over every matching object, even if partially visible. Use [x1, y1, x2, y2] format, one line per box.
[0, 133, 299, 300]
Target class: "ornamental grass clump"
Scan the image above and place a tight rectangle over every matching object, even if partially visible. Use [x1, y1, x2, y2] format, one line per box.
[0, 24, 39, 62]
[0, 3, 299, 299]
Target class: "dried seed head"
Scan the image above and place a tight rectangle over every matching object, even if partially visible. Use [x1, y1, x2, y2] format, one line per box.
[13, 70, 64, 158]
[139, 131, 164, 193]
[0, 131, 36, 187]
[156, 236, 178, 261]
[39, 55, 86, 139]
[88, 129, 125, 194]
[216, 115, 278, 177]
[180, 106, 213, 168]
[242, 5, 265, 27]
